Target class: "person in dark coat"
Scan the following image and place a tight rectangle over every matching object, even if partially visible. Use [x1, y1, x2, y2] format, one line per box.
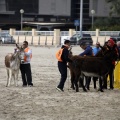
[79, 42, 93, 90]
[103, 38, 119, 90]
[56, 40, 72, 92]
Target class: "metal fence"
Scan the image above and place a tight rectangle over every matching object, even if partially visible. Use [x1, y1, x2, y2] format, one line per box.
[14, 31, 120, 36]
[1, 30, 120, 36]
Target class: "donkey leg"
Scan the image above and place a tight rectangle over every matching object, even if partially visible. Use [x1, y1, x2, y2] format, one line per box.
[102, 75, 107, 89]
[98, 77, 104, 92]
[6, 69, 9, 87]
[79, 76, 87, 92]
[15, 71, 19, 86]
[74, 75, 80, 92]
[7, 70, 12, 87]
[15, 73, 19, 86]
[93, 77, 98, 89]
[13, 73, 15, 86]
[85, 76, 91, 90]
[70, 74, 75, 90]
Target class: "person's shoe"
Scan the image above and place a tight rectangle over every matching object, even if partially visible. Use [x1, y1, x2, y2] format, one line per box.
[28, 85, 33, 87]
[56, 87, 64, 92]
[22, 85, 27, 87]
[109, 87, 114, 90]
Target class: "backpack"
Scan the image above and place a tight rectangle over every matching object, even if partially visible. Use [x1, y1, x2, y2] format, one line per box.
[56, 48, 64, 62]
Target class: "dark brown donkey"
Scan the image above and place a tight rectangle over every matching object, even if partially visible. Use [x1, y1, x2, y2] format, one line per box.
[68, 45, 118, 92]
[5, 44, 24, 87]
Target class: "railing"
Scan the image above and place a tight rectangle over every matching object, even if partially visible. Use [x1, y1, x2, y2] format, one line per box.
[1, 30, 120, 36]
[99, 31, 120, 36]
[1, 30, 120, 37]
[74, 31, 96, 36]
[15, 31, 32, 36]
[36, 31, 54, 36]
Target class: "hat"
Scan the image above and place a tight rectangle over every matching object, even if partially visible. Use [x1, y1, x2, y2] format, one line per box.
[108, 39, 115, 47]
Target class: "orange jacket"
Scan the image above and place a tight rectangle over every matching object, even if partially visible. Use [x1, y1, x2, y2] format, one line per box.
[24, 47, 32, 63]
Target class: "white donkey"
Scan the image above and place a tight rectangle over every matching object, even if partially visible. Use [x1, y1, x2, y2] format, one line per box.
[5, 44, 24, 87]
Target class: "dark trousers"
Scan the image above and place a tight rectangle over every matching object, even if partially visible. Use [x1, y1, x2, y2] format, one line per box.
[103, 65, 114, 89]
[57, 62, 67, 90]
[20, 63, 33, 86]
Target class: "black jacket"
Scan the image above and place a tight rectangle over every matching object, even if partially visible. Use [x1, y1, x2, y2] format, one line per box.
[60, 45, 72, 63]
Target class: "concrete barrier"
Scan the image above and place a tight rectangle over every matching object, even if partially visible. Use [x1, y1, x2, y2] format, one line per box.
[13, 35, 54, 46]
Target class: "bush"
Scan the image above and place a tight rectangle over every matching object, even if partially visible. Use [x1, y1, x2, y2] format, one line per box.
[22, 27, 32, 31]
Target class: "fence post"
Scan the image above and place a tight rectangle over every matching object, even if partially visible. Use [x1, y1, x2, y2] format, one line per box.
[104, 37, 106, 44]
[54, 29, 60, 46]
[17, 36, 19, 44]
[31, 36, 33, 45]
[9, 28, 16, 36]
[32, 29, 37, 36]
[38, 36, 40, 45]
[69, 29, 75, 37]
[96, 29, 100, 37]
[52, 36, 54, 45]
[45, 36, 47, 45]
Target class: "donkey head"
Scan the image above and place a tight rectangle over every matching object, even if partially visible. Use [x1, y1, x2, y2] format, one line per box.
[95, 44, 118, 62]
[95, 45, 108, 57]
[13, 44, 25, 63]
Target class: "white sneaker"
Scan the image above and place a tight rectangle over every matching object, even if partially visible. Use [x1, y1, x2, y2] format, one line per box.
[56, 87, 64, 92]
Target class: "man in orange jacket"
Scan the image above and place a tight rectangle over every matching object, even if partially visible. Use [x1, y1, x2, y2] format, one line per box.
[20, 41, 33, 87]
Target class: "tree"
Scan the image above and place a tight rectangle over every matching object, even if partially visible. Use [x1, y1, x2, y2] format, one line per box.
[106, 0, 120, 16]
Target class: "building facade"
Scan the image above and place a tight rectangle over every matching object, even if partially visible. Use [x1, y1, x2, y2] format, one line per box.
[0, 0, 111, 30]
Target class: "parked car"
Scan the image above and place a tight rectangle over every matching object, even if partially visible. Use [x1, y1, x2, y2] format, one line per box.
[70, 34, 93, 45]
[0, 32, 16, 44]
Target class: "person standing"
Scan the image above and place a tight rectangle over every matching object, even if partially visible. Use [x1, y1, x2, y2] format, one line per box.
[117, 41, 120, 59]
[79, 42, 93, 90]
[79, 42, 93, 56]
[103, 39, 118, 89]
[20, 41, 33, 87]
[56, 40, 72, 92]
[92, 42, 101, 56]
[92, 42, 101, 88]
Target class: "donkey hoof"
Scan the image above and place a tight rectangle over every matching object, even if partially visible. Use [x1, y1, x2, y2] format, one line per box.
[98, 89, 104, 92]
[76, 89, 79, 92]
[87, 87, 90, 90]
[83, 88, 87, 92]
[100, 89, 104, 92]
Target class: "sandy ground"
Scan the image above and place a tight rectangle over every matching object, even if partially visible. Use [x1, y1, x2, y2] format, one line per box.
[0, 45, 120, 120]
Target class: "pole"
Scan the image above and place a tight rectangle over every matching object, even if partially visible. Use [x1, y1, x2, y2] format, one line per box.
[76, 26, 77, 34]
[80, 0, 83, 37]
[21, 13, 23, 30]
[92, 15, 93, 30]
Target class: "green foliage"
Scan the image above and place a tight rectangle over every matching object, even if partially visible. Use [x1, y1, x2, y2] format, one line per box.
[22, 27, 32, 31]
[89, 25, 120, 31]
[105, 0, 120, 16]
[89, 17, 120, 31]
